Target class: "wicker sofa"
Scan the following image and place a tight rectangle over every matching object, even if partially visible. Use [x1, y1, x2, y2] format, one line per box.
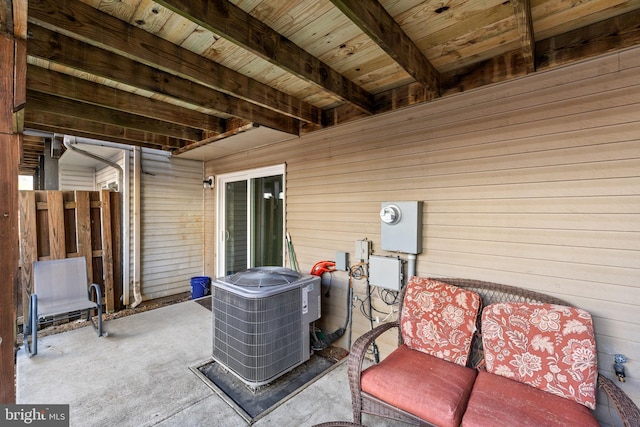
[348, 278, 640, 427]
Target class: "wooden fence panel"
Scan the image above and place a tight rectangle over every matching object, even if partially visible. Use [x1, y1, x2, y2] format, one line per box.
[100, 190, 114, 313]
[18, 190, 120, 320]
[76, 191, 92, 282]
[18, 191, 37, 327]
[47, 191, 65, 259]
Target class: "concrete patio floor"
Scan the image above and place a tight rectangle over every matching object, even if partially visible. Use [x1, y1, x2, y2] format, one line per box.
[16, 299, 408, 427]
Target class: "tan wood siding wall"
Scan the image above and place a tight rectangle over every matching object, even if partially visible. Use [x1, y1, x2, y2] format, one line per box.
[204, 47, 640, 415]
[204, 165, 216, 276]
[132, 149, 205, 301]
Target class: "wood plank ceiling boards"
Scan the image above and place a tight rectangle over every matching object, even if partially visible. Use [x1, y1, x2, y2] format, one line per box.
[15, 0, 640, 172]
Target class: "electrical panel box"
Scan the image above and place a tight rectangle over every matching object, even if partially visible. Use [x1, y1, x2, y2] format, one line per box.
[335, 251, 348, 271]
[368, 255, 402, 291]
[355, 239, 371, 261]
[380, 201, 423, 254]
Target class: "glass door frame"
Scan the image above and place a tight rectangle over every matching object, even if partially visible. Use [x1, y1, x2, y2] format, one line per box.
[215, 164, 286, 277]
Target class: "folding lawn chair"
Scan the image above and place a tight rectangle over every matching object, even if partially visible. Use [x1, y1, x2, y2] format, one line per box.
[24, 257, 104, 356]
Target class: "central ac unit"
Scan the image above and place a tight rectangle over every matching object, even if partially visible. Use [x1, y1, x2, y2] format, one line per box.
[211, 267, 321, 389]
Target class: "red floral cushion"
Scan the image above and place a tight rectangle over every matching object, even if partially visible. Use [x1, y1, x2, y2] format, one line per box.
[482, 302, 598, 409]
[463, 371, 599, 427]
[400, 277, 481, 366]
[361, 345, 477, 427]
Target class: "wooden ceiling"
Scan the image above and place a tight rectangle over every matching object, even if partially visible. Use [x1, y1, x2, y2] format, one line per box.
[20, 0, 640, 173]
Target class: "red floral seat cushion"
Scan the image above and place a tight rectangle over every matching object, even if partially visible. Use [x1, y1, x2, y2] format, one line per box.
[400, 277, 481, 366]
[481, 302, 598, 409]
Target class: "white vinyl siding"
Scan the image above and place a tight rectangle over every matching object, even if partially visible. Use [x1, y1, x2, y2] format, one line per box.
[132, 149, 204, 301]
[59, 166, 95, 191]
[59, 152, 124, 191]
[205, 47, 640, 419]
[96, 161, 120, 191]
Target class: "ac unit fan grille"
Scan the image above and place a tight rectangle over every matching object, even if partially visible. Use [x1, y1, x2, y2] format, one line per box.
[212, 286, 302, 384]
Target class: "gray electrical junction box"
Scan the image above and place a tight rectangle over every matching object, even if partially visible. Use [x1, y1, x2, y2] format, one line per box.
[368, 255, 402, 291]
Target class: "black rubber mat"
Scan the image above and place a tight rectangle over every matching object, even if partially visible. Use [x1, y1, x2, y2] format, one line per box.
[197, 354, 336, 423]
[194, 295, 211, 311]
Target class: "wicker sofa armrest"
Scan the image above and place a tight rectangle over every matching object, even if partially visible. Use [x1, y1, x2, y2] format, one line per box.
[348, 321, 399, 418]
[598, 374, 640, 427]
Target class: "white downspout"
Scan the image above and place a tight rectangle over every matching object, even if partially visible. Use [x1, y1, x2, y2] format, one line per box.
[121, 150, 130, 307]
[131, 147, 143, 308]
[63, 137, 123, 191]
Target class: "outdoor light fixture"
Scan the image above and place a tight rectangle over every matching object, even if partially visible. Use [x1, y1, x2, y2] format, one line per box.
[203, 176, 214, 189]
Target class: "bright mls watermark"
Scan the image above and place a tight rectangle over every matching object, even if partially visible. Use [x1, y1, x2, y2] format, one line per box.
[1, 405, 69, 426]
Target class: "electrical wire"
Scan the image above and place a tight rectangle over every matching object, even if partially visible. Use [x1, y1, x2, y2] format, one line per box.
[311, 267, 351, 350]
[366, 278, 380, 363]
[346, 262, 367, 349]
[379, 287, 400, 305]
[351, 260, 403, 362]
[355, 289, 397, 321]
[350, 264, 365, 280]
[324, 271, 333, 297]
[312, 260, 400, 352]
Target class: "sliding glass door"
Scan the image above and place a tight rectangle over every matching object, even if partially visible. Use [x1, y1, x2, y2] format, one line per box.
[217, 165, 285, 276]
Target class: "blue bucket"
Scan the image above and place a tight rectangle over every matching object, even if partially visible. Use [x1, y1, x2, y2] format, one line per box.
[190, 276, 211, 299]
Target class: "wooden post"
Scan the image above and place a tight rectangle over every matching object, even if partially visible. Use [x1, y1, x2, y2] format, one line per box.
[0, 0, 27, 404]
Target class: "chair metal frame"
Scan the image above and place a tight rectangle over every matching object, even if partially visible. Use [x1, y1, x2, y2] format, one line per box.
[24, 257, 104, 356]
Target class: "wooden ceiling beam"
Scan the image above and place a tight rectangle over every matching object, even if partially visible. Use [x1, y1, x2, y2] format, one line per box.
[21, 150, 42, 161]
[154, 0, 375, 114]
[510, 0, 536, 73]
[322, 48, 527, 129]
[27, 0, 321, 127]
[537, 8, 640, 70]
[27, 90, 204, 141]
[24, 111, 186, 150]
[27, 65, 225, 134]
[27, 24, 301, 136]
[326, 6, 640, 131]
[329, 0, 439, 97]
[21, 135, 44, 164]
